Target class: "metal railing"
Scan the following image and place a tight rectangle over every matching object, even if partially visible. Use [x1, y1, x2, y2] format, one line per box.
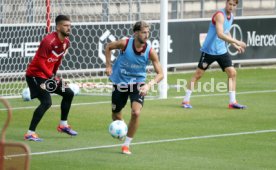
[0, 0, 276, 24]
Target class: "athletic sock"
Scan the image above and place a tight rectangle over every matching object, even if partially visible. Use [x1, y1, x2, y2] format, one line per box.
[183, 89, 192, 102]
[60, 120, 68, 127]
[229, 91, 236, 104]
[123, 136, 133, 147]
[27, 130, 35, 135]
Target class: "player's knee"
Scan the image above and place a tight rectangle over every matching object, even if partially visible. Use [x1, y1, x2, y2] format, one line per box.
[64, 89, 74, 99]
[41, 100, 52, 110]
[228, 69, 237, 78]
[131, 109, 140, 118]
[68, 91, 74, 99]
[68, 88, 75, 97]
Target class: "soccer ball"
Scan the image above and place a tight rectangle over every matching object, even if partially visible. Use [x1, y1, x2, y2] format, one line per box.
[108, 120, 128, 139]
[21, 87, 31, 101]
[68, 83, 80, 95]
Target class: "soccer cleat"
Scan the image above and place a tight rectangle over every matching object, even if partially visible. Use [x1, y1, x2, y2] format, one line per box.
[121, 145, 131, 155]
[228, 102, 247, 109]
[182, 101, 192, 109]
[24, 133, 43, 142]
[57, 125, 78, 136]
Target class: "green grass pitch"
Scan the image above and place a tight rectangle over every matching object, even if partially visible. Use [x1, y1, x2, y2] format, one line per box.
[1, 67, 276, 170]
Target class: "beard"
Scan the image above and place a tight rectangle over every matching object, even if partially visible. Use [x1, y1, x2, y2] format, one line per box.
[60, 30, 70, 37]
[137, 37, 146, 44]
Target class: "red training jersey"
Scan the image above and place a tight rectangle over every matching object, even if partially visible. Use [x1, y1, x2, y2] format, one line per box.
[26, 32, 70, 79]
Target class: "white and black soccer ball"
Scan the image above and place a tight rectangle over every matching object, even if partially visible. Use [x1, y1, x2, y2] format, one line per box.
[21, 87, 31, 101]
[108, 120, 128, 139]
[68, 83, 80, 95]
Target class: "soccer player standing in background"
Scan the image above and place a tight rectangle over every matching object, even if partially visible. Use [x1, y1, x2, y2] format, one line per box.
[24, 15, 77, 141]
[105, 21, 164, 154]
[182, 0, 247, 109]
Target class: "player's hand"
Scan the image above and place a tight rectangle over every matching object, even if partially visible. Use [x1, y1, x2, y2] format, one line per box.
[62, 79, 71, 88]
[105, 66, 112, 76]
[139, 84, 150, 96]
[40, 83, 46, 90]
[232, 43, 245, 54]
[237, 41, 247, 49]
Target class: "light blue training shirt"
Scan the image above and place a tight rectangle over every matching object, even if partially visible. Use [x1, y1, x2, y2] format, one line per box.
[200, 9, 233, 55]
[109, 37, 151, 85]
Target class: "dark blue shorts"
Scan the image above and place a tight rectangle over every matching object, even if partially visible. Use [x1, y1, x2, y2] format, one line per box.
[111, 84, 145, 113]
[198, 52, 233, 71]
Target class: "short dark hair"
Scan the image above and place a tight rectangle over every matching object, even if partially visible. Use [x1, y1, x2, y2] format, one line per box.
[55, 15, 70, 25]
[227, 0, 238, 4]
[133, 21, 150, 32]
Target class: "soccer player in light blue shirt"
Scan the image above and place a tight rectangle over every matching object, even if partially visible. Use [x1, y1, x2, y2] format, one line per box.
[105, 21, 163, 154]
[182, 0, 247, 109]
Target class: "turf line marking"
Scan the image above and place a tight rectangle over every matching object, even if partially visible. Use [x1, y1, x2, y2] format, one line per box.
[1, 89, 276, 111]
[173, 89, 276, 98]
[0, 101, 110, 111]
[5, 129, 276, 158]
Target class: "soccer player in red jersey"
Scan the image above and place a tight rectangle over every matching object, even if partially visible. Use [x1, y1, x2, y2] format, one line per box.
[24, 15, 77, 142]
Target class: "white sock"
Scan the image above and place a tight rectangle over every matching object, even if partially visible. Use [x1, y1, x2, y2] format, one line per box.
[229, 91, 236, 104]
[183, 89, 192, 102]
[27, 130, 35, 135]
[60, 120, 68, 127]
[123, 136, 133, 147]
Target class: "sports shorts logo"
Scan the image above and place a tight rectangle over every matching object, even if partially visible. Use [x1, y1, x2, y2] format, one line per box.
[202, 62, 208, 69]
[112, 104, 116, 111]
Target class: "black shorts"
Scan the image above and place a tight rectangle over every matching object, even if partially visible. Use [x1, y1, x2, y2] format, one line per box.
[25, 75, 73, 99]
[198, 52, 233, 71]
[112, 84, 145, 113]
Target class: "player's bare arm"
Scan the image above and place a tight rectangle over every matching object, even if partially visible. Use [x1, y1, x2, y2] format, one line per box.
[139, 49, 164, 96]
[105, 39, 127, 76]
[228, 33, 245, 53]
[227, 32, 246, 53]
[215, 13, 246, 49]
